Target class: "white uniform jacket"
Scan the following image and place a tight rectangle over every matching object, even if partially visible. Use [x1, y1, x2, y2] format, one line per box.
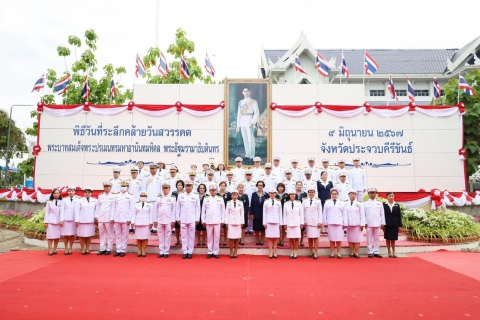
[283, 200, 304, 227]
[201, 195, 226, 224]
[75, 197, 97, 223]
[303, 197, 323, 226]
[262, 198, 283, 225]
[111, 192, 135, 223]
[95, 192, 115, 223]
[154, 194, 177, 225]
[345, 200, 366, 227]
[132, 201, 154, 226]
[60, 196, 80, 222]
[224, 200, 245, 225]
[175, 192, 201, 224]
[363, 199, 385, 227]
[44, 200, 61, 224]
[323, 199, 347, 226]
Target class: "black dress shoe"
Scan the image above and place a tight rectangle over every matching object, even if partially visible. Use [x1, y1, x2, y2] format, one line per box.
[105, 251, 111, 255]
[97, 251, 106, 255]
[374, 254, 383, 258]
[151, 229, 157, 234]
[164, 254, 169, 258]
[158, 254, 164, 258]
[368, 254, 373, 258]
[214, 255, 219, 259]
[81, 252, 86, 255]
[114, 252, 121, 257]
[187, 254, 192, 259]
[48, 252, 53, 256]
[137, 253, 142, 257]
[142, 254, 146, 258]
[182, 254, 188, 259]
[206, 254, 213, 259]
[120, 253, 125, 257]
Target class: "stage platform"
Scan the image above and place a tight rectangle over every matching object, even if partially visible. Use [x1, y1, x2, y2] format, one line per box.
[25, 231, 479, 256]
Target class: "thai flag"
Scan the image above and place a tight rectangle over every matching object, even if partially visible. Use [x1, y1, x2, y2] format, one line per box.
[407, 77, 415, 102]
[315, 53, 330, 77]
[81, 75, 90, 100]
[31, 74, 45, 92]
[459, 74, 476, 96]
[180, 54, 190, 79]
[135, 54, 146, 78]
[204, 53, 216, 77]
[364, 51, 379, 75]
[388, 75, 398, 101]
[110, 77, 117, 98]
[53, 74, 70, 95]
[341, 52, 349, 78]
[294, 54, 307, 74]
[433, 77, 442, 101]
[158, 51, 169, 79]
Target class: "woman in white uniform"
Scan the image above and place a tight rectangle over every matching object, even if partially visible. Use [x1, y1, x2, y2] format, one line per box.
[75, 187, 97, 255]
[44, 188, 62, 256]
[225, 190, 244, 258]
[323, 188, 348, 259]
[131, 191, 153, 257]
[283, 189, 304, 259]
[303, 186, 323, 259]
[60, 186, 79, 255]
[263, 188, 283, 259]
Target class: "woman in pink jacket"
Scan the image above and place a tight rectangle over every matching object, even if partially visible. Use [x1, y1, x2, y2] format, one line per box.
[44, 188, 62, 256]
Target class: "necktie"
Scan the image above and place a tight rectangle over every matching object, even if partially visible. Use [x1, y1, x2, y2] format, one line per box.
[55, 200, 58, 206]
[351, 201, 353, 206]
[234, 201, 236, 208]
[310, 199, 312, 206]
[204, 172, 206, 177]
[142, 202, 144, 208]
[272, 200, 274, 206]
[70, 197, 73, 202]
[229, 181, 231, 186]
[87, 198, 89, 203]
[333, 200, 336, 205]
[291, 202, 294, 210]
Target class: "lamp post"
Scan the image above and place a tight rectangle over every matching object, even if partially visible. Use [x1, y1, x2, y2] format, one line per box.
[4, 104, 33, 188]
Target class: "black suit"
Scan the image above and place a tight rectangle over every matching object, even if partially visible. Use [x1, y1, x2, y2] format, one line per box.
[383, 202, 402, 240]
[317, 181, 334, 207]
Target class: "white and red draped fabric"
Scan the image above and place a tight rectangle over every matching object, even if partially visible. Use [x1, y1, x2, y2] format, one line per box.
[36, 101, 225, 117]
[269, 102, 465, 118]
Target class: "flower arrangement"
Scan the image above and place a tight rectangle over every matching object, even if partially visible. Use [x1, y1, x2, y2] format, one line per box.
[403, 208, 479, 242]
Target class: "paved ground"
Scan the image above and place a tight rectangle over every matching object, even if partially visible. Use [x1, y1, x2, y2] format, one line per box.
[0, 229, 43, 253]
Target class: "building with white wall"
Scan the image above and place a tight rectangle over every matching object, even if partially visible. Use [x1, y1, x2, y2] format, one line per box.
[258, 33, 480, 105]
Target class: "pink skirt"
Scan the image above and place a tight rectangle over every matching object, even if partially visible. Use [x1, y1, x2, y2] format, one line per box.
[306, 225, 320, 238]
[327, 225, 344, 242]
[265, 223, 280, 238]
[347, 226, 363, 243]
[77, 223, 95, 237]
[135, 226, 150, 240]
[46, 224, 61, 239]
[228, 224, 242, 239]
[286, 226, 301, 239]
[61, 221, 76, 236]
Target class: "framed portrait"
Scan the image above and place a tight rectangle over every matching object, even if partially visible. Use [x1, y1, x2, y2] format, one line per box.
[224, 79, 272, 167]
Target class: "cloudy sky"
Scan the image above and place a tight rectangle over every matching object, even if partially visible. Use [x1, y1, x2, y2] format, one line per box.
[1, 0, 479, 139]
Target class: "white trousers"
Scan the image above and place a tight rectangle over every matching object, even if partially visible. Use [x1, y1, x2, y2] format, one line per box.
[113, 222, 128, 253]
[240, 126, 255, 158]
[356, 191, 364, 201]
[181, 223, 195, 254]
[98, 222, 114, 251]
[206, 224, 221, 255]
[158, 224, 172, 254]
[366, 226, 380, 254]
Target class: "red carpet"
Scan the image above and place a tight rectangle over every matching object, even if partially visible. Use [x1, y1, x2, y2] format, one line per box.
[1, 251, 479, 319]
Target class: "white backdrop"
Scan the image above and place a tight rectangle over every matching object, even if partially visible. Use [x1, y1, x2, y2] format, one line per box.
[34, 84, 464, 191]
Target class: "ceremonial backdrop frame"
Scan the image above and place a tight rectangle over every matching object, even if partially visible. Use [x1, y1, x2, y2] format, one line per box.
[224, 79, 272, 166]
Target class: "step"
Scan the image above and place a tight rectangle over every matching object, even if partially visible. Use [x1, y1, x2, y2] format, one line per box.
[24, 237, 478, 257]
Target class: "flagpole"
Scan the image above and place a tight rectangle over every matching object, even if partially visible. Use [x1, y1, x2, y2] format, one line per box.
[363, 50, 365, 86]
[457, 73, 460, 104]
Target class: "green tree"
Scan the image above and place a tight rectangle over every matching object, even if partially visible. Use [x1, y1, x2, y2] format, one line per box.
[433, 69, 480, 176]
[20, 30, 134, 178]
[0, 109, 28, 160]
[141, 28, 216, 84]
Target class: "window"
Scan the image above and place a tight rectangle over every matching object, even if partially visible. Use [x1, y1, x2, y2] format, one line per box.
[370, 90, 385, 96]
[415, 90, 429, 97]
[395, 90, 407, 96]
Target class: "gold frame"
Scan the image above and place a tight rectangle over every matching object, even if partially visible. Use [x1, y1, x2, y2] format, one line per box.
[224, 78, 272, 167]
